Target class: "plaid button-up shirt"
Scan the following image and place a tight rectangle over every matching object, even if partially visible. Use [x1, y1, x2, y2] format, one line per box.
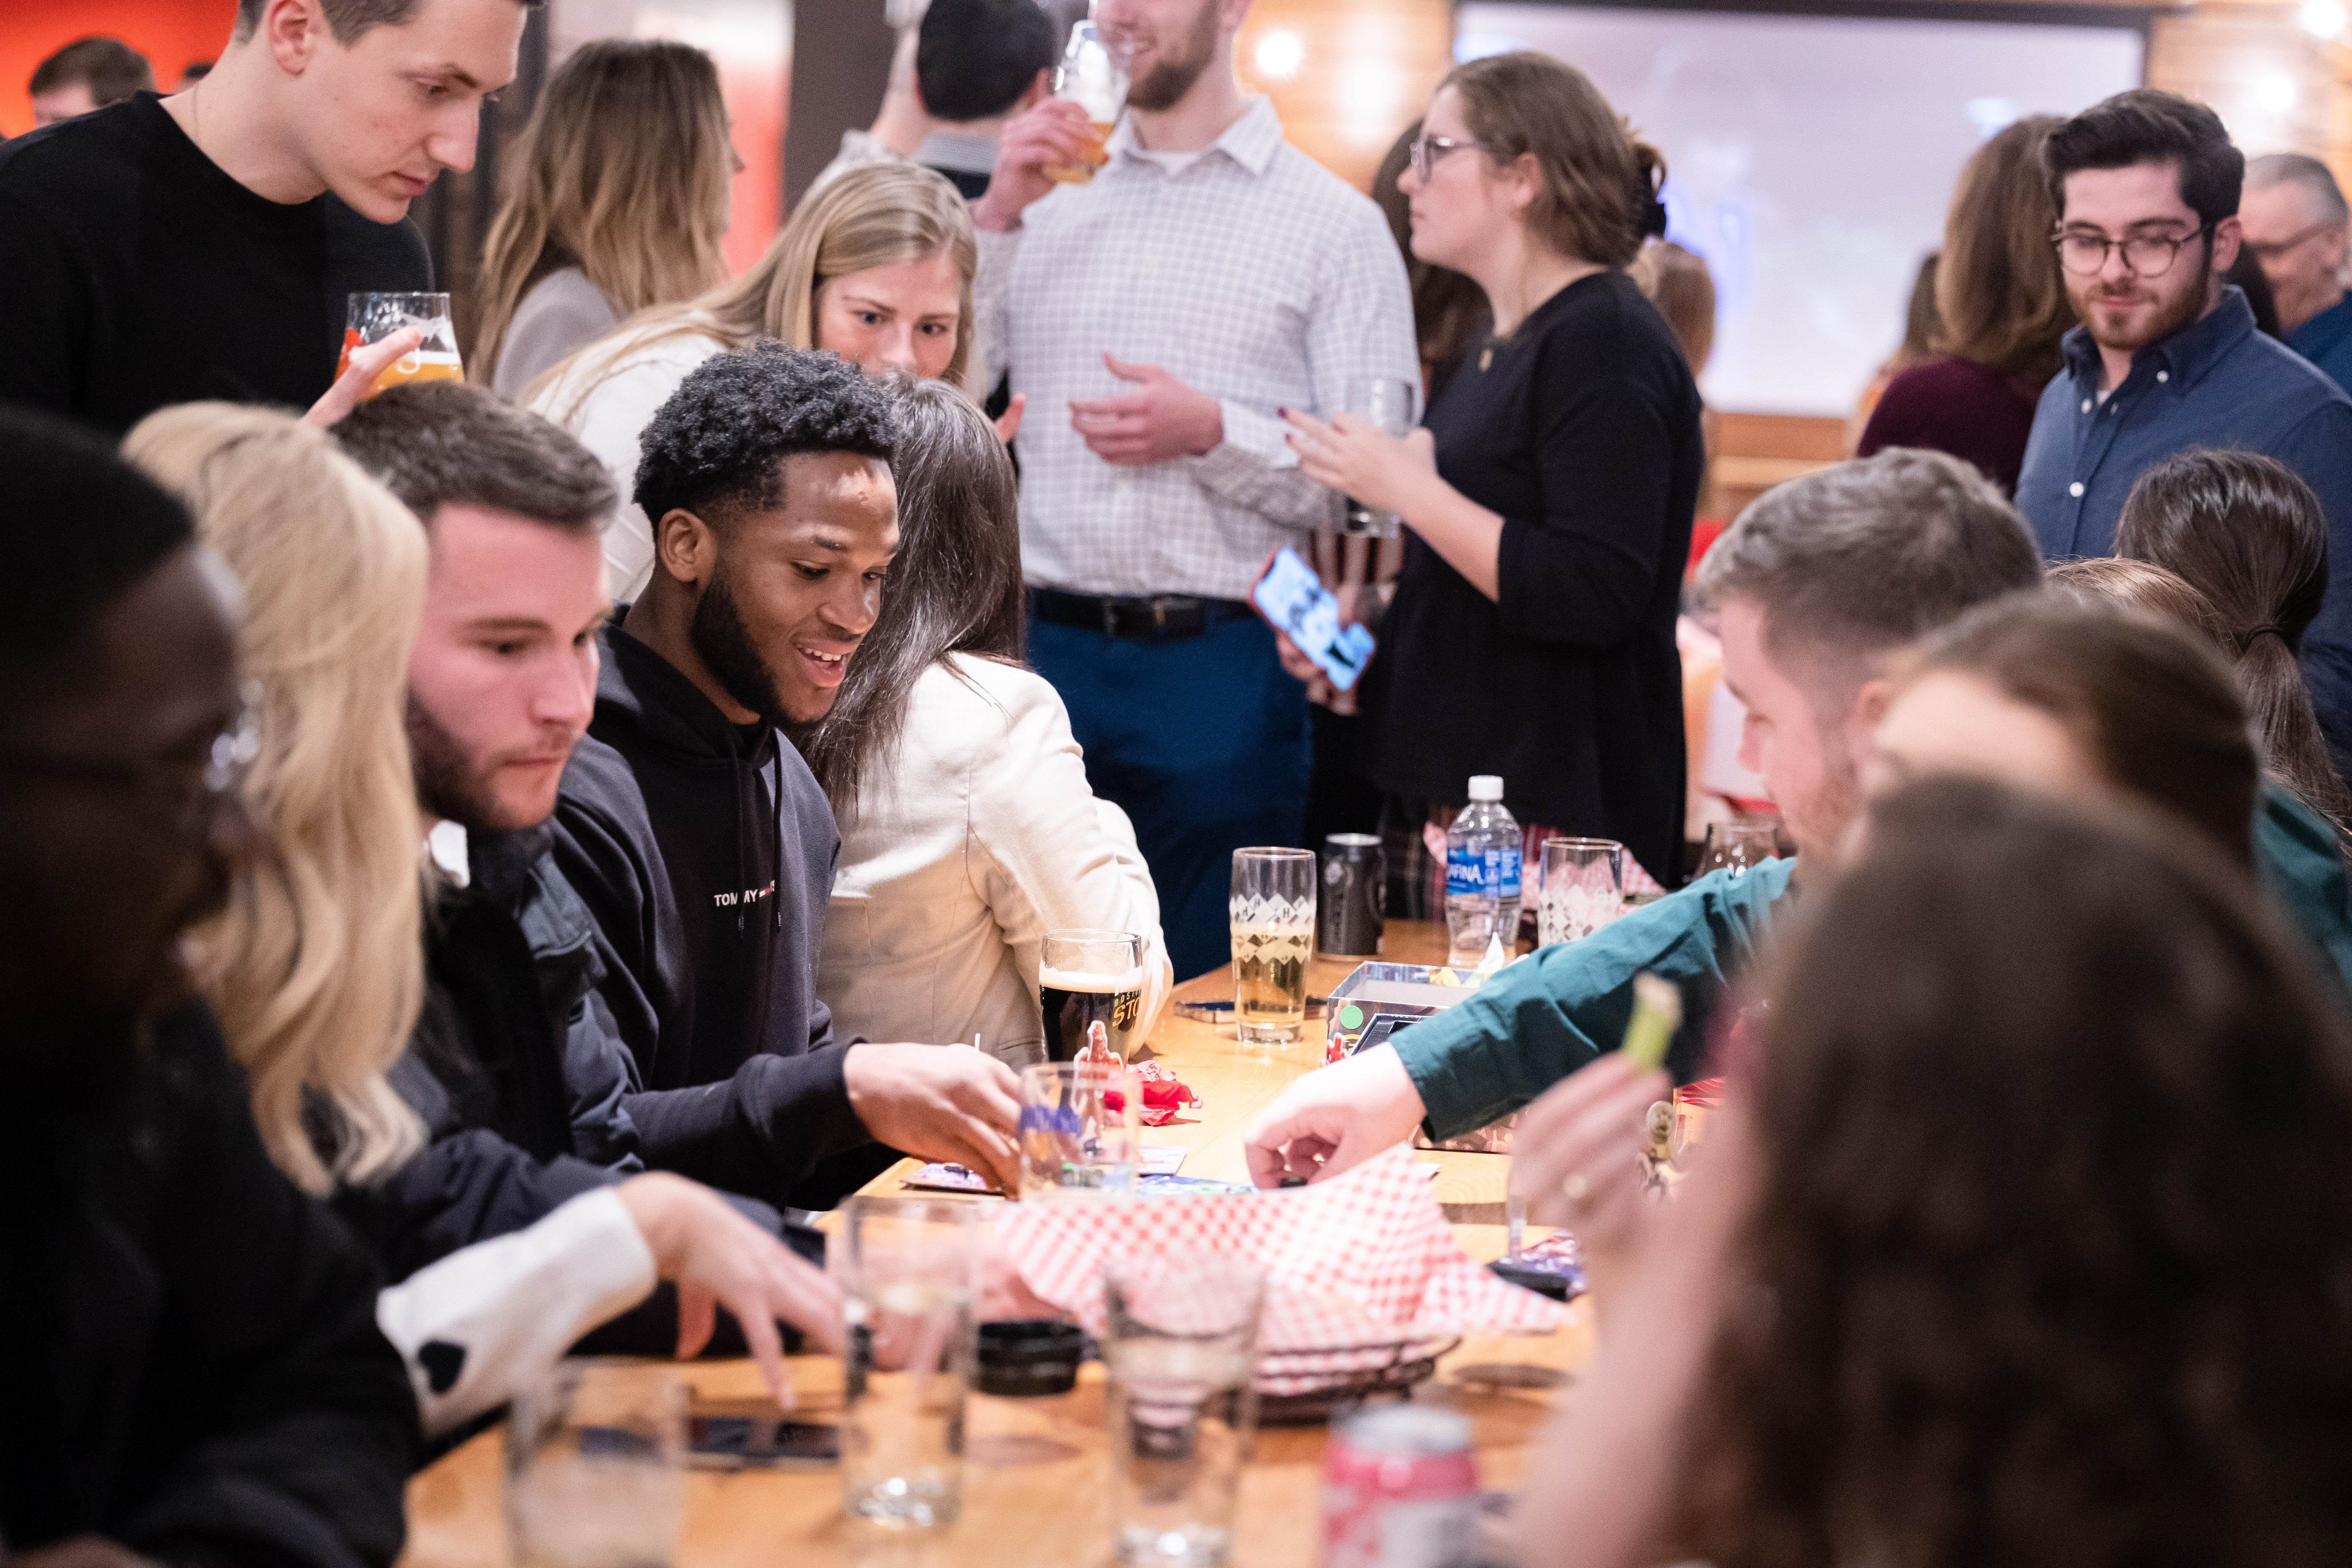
[978, 96, 1419, 602]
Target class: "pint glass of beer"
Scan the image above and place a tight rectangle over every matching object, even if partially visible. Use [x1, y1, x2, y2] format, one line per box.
[1039, 928, 1146, 1063]
[1230, 848, 1315, 1044]
[338, 291, 464, 392]
[1044, 21, 1126, 184]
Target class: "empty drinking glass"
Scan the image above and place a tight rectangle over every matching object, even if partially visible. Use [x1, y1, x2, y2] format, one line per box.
[1339, 377, 1419, 538]
[1103, 1253, 1267, 1567]
[1045, 21, 1127, 184]
[1230, 847, 1315, 1044]
[1697, 821, 1783, 879]
[838, 1197, 980, 1529]
[505, 1361, 684, 1568]
[340, 292, 463, 391]
[1537, 836, 1626, 946]
[1018, 1060, 1141, 1198]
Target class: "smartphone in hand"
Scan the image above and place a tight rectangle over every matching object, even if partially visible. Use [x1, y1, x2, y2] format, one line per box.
[1251, 546, 1375, 691]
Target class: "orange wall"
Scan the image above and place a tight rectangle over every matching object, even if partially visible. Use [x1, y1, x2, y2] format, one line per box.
[1, 0, 239, 138]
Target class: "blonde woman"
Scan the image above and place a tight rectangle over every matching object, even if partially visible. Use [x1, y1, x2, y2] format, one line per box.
[530, 159, 1004, 600]
[122, 403, 844, 1436]
[123, 403, 430, 1197]
[472, 39, 737, 396]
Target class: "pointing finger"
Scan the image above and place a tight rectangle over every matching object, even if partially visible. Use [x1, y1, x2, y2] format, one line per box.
[733, 1296, 791, 1410]
[675, 1283, 717, 1362]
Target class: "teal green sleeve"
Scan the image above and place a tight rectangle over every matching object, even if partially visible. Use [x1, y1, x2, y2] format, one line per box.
[1392, 858, 1798, 1139]
[2253, 778, 2352, 997]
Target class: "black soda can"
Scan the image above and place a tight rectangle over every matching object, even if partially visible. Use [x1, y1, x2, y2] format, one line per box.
[1319, 833, 1384, 957]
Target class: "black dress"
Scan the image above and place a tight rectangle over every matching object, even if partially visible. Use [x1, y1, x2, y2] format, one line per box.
[1360, 270, 1704, 885]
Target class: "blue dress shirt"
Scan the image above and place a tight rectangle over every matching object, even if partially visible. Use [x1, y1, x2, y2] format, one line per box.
[2016, 286, 2352, 773]
[2289, 292, 2352, 395]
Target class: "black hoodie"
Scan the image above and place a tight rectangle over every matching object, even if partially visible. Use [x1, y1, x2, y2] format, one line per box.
[552, 617, 871, 1204]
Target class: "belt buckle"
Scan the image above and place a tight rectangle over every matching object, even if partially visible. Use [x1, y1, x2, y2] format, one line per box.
[1101, 598, 1118, 639]
[1152, 598, 1170, 636]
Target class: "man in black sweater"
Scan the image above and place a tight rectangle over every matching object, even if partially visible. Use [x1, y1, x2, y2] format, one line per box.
[554, 345, 1026, 1201]
[330, 381, 652, 1277]
[0, 0, 536, 432]
[0, 410, 412, 1568]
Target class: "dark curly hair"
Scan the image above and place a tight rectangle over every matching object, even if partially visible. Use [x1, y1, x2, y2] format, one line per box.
[632, 340, 898, 530]
[1680, 775, 2352, 1568]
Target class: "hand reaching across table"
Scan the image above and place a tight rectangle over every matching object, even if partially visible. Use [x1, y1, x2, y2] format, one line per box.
[1243, 1043, 1428, 1187]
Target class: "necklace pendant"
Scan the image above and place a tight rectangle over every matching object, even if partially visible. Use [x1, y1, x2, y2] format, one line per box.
[1478, 346, 1494, 372]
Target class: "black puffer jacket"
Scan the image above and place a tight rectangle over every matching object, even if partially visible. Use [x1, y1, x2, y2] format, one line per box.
[332, 824, 642, 1283]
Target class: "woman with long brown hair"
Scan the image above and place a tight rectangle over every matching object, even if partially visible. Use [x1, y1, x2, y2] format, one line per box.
[472, 39, 738, 395]
[1856, 115, 2076, 493]
[2114, 447, 2352, 832]
[531, 160, 986, 600]
[1280, 51, 1704, 904]
[1513, 775, 2352, 1568]
[811, 380, 1170, 1065]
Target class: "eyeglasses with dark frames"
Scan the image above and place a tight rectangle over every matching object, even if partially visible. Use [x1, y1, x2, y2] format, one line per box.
[1408, 133, 1496, 183]
[2052, 223, 2214, 279]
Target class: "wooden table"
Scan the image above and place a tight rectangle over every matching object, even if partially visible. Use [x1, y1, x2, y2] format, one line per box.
[400, 922, 1584, 1568]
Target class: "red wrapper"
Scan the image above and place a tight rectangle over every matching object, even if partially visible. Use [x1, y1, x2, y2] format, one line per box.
[1102, 1061, 1199, 1126]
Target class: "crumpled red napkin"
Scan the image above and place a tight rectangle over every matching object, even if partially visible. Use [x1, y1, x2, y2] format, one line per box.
[1102, 1060, 1199, 1126]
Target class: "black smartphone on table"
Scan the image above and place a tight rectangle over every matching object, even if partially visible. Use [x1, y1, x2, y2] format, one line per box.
[685, 1413, 839, 1469]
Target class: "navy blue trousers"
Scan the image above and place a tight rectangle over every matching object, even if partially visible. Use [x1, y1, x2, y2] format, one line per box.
[1028, 612, 1312, 981]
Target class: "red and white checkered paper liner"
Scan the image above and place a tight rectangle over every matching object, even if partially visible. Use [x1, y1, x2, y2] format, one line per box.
[996, 1145, 1564, 1394]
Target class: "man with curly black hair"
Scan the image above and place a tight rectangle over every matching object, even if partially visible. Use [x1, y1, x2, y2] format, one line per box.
[554, 343, 1026, 1203]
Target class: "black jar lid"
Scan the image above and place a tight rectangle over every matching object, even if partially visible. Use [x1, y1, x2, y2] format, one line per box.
[974, 1318, 1087, 1397]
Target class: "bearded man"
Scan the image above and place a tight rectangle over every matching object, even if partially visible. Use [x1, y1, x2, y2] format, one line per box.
[968, 0, 1418, 980]
[546, 344, 1027, 1207]
[2015, 88, 2352, 774]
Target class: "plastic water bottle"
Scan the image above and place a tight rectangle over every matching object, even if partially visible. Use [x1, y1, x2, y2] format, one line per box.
[1445, 775, 1522, 966]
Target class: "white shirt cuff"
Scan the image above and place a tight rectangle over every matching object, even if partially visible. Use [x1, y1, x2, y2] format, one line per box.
[376, 1186, 658, 1437]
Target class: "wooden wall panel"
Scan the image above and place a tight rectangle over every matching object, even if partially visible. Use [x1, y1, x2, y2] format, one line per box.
[1234, 0, 1454, 191]
[2150, 8, 2335, 156]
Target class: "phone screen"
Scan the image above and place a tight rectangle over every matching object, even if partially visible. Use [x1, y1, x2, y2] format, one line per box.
[1251, 547, 1376, 692]
[686, 1414, 840, 1467]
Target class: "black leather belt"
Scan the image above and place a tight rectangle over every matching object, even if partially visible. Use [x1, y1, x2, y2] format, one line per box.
[1030, 587, 1254, 642]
